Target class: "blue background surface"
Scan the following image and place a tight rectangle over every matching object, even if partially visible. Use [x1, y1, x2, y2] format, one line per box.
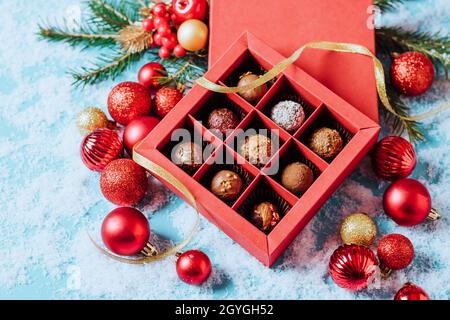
[0, 0, 449, 300]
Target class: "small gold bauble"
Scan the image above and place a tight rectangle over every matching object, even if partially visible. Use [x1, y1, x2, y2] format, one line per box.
[340, 212, 377, 246]
[77, 107, 109, 135]
[177, 19, 209, 52]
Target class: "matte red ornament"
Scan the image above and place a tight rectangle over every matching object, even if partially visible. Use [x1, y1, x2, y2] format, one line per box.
[154, 87, 183, 118]
[372, 136, 416, 180]
[329, 244, 378, 291]
[100, 159, 148, 206]
[107, 82, 152, 126]
[394, 283, 430, 300]
[123, 116, 160, 153]
[390, 52, 435, 96]
[101, 207, 150, 256]
[383, 178, 439, 226]
[176, 250, 212, 285]
[80, 128, 123, 172]
[378, 234, 414, 273]
[172, 0, 208, 23]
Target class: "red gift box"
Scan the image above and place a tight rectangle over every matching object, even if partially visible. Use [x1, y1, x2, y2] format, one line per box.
[208, 0, 379, 123]
[134, 33, 380, 266]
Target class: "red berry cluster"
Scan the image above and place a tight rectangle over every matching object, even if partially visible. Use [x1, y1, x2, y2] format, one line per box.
[142, 3, 186, 59]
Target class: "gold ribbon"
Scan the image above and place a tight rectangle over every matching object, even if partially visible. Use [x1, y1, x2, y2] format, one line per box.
[89, 150, 200, 265]
[196, 41, 449, 122]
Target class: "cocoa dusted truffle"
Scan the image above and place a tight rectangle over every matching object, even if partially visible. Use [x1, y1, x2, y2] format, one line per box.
[211, 170, 243, 201]
[308, 127, 343, 160]
[281, 162, 314, 195]
[237, 72, 268, 103]
[207, 108, 240, 135]
[240, 134, 273, 167]
[270, 100, 306, 133]
[251, 201, 280, 232]
[172, 142, 203, 171]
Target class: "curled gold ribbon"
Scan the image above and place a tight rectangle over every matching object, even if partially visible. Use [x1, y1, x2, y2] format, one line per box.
[89, 151, 200, 265]
[196, 41, 449, 122]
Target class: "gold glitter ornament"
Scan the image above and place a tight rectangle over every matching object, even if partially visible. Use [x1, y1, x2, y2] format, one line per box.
[77, 107, 109, 135]
[340, 212, 377, 247]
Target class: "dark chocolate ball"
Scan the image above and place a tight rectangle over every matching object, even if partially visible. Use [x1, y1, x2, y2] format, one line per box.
[237, 73, 268, 103]
[172, 142, 203, 171]
[309, 127, 344, 160]
[207, 108, 240, 135]
[270, 100, 305, 132]
[251, 201, 280, 232]
[281, 162, 314, 195]
[211, 170, 243, 201]
[240, 134, 272, 167]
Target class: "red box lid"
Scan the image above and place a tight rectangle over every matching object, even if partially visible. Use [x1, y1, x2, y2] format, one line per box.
[209, 0, 379, 123]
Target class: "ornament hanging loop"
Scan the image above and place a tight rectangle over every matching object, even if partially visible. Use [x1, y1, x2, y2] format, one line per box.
[141, 242, 159, 257]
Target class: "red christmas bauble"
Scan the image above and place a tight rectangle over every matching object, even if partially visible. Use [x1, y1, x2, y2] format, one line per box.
[176, 250, 212, 285]
[378, 234, 414, 271]
[100, 159, 148, 206]
[394, 283, 429, 300]
[138, 62, 166, 90]
[172, 0, 208, 23]
[154, 87, 183, 118]
[101, 207, 150, 256]
[80, 128, 123, 172]
[329, 244, 378, 291]
[383, 178, 432, 226]
[123, 116, 160, 153]
[372, 136, 416, 181]
[390, 52, 435, 96]
[107, 82, 152, 126]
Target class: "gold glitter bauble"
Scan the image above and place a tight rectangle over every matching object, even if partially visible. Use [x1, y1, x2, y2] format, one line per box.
[77, 107, 109, 135]
[340, 212, 377, 246]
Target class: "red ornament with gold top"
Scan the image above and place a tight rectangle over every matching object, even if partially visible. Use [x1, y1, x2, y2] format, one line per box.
[394, 283, 430, 300]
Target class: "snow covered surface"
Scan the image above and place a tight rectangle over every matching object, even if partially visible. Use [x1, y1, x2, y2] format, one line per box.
[0, 0, 448, 300]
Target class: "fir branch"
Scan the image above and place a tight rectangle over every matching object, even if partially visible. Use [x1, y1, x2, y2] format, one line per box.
[87, 0, 133, 30]
[382, 83, 425, 142]
[374, 0, 405, 12]
[38, 23, 117, 48]
[70, 50, 145, 86]
[376, 26, 450, 78]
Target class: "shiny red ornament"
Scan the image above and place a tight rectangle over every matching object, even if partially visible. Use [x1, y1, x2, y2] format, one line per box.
[390, 52, 435, 96]
[372, 136, 416, 181]
[154, 87, 183, 118]
[80, 128, 123, 172]
[107, 82, 152, 126]
[172, 0, 208, 23]
[378, 234, 414, 272]
[383, 178, 438, 226]
[329, 244, 378, 291]
[123, 116, 160, 153]
[100, 159, 148, 206]
[394, 283, 429, 300]
[101, 207, 150, 256]
[176, 250, 212, 285]
[138, 62, 166, 90]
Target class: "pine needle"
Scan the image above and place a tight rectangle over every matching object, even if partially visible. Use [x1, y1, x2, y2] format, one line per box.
[374, 0, 405, 12]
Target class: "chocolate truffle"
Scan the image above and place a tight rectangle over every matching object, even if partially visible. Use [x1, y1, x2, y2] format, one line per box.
[211, 170, 243, 201]
[251, 202, 280, 232]
[281, 162, 314, 195]
[308, 127, 344, 160]
[207, 108, 240, 135]
[172, 142, 203, 171]
[240, 134, 273, 167]
[270, 100, 305, 133]
[237, 72, 268, 103]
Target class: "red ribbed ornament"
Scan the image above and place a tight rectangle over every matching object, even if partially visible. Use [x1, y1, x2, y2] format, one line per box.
[80, 128, 123, 172]
[372, 136, 416, 181]
[394, 283, 430, 300]
[329, 244, 378, 291]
